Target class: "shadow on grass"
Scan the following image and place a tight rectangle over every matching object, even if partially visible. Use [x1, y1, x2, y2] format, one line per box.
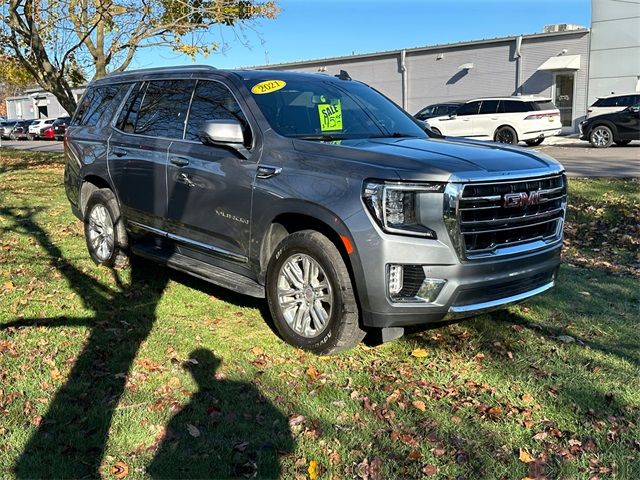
[0, 205, 293, 478]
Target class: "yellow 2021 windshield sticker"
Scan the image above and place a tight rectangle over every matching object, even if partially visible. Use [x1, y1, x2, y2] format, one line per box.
[318, 101, 343, 131]
[251, 80, 286, 95]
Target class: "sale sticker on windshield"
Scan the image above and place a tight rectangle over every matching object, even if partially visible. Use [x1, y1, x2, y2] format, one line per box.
[318, 101, 343, 131]
[251, 80, 286, 95]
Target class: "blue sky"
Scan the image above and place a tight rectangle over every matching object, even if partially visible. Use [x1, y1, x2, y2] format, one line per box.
[131, 0, 591, 70]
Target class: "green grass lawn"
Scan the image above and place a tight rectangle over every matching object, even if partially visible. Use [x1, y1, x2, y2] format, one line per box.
[0, 149, 638, 479]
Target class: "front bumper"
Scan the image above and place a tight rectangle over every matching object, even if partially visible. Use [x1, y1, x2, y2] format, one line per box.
[345, 208, 562, 329]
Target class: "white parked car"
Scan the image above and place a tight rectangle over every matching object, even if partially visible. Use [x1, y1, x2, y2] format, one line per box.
[587, 93, 640, 119]
[28, 118, 55, 139]
[424, 96, 562, 146]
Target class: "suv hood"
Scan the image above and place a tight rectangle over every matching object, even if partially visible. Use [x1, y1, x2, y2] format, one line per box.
[293, 136, 563, 182]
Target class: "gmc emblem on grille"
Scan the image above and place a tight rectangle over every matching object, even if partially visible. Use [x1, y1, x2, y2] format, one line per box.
[503, 189, 550, 208]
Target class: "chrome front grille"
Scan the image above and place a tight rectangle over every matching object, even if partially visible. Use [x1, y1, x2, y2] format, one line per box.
[444, 174, 566, 259]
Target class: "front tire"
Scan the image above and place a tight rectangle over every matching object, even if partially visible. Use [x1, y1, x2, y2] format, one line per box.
[525, 138, 544, 147]
[589, 125, 613, 148]
[83, 189, 129, 269]
[495, 126, 518, 145]
[266, 230, 365, 354]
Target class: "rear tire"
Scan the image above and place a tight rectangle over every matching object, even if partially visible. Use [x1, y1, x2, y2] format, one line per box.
[525, 138, 544, 147]
[589, 125, 613, 148]
[429, 127, 442, 136]
[266, 230, 365, 354]
[494, 126, 518, 145]
[614, 140, 631, 146]
[83, 189, 129, 269]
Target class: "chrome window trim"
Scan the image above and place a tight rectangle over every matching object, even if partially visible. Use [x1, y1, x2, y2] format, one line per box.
[110, 76, 256, 152]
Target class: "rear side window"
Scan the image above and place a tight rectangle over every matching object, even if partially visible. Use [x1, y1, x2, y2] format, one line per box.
[530, 101, 556, 111]
[500, 100, 529, 113]
[593, 97, 617, 107]
[456, 101, 481, 116]
[73, 84, 126, 127]
[617, 95, 640, 107]
[185, 80, 248, 142]
[479, 100, 499, 114]
[133, 79, 195, 139]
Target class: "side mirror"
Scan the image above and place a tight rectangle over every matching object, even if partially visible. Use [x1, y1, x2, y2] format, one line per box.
[627, 106, 640, 113]
[199, 119, 244, 145]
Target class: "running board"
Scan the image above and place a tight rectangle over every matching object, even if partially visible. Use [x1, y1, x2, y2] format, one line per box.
[131, 244, 265, 298]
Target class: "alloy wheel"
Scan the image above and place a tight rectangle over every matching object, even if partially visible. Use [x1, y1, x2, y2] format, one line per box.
[591, 127, 611, 147]
[276, 254, 333, 338]
[87, 204, 115, 262]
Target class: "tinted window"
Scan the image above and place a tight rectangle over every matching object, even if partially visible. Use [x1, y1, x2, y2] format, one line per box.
[73, 84, 126, 127]
[248, 78, 425, 140]
[415, 105, 435, 119]
[185, 81, 248, 142]
[479, 100, 499, 114]
[134, 80, 195, 139]
[456, 101, 481, 116]
[500, 100, 529, 113]
[617, 95, 640, 107]
[435, 105, 457, 116]
[594, 97, 617, 107]
[116, 82, 146, 133]
[530, 101, 556, 111]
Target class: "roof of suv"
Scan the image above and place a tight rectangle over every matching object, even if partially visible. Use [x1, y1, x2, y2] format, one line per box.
[466, 96, 553, 102]
[92, 66, 364, 87]
[596, 92, 640, 99]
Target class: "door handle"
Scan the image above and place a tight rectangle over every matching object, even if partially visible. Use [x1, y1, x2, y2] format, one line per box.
[177, 172, 195, 187]
[111, 148, 127, 157]
[256, 165, 282, 179]
[170, 156, 190, 167]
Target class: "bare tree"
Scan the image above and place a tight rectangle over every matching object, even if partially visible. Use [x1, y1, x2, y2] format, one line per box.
[0, 0, 279, 113]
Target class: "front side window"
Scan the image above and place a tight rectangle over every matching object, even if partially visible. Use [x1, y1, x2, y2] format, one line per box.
[134, 79, 195, 139]
[185, 81, 249, 143]
[246, 78, 425, 140]
[456, 101, 481, 116]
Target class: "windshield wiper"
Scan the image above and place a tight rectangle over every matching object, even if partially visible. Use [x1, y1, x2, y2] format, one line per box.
[295, 134, 348, 141]
[367, 132, 420, 139]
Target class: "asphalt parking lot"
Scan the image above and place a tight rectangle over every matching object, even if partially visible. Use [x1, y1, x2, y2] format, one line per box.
[0, 138, 638, 178]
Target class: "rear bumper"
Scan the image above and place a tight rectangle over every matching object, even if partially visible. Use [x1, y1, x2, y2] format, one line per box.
[521, 127, 562, 141]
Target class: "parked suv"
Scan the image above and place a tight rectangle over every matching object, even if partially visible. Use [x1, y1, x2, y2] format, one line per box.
[414, 102, 463, 121]
[64, 66, 566, 354]
[424, 96, 562, 146]
[587, 93, 640, 119]
[28, 118, 55, 139]
[579, 103, 640, 148]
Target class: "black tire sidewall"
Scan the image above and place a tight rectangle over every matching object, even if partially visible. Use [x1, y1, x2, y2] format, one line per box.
[495, 126, 518, 144]
[266, 232, 356, 353]
[525, 138, 544, 147]
[83, 189, 126, 267]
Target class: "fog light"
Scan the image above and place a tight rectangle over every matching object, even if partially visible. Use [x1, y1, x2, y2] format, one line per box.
[388, 265, 403, 295]
[416, 278, 447, 303]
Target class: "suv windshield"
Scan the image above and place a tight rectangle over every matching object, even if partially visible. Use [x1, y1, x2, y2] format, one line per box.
[247, 78, 426, 140]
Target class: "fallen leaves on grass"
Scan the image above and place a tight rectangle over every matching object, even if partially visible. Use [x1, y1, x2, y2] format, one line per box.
[110, 461, 129, 479]
[411, 348, 428, 358]
[519, 448, 534, 463]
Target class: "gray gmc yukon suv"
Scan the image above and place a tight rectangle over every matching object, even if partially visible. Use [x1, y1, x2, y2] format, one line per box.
[64, 66, 566, 354]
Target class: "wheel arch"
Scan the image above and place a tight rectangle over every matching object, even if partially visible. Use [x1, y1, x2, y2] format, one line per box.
[493, 124, 519, 142]
[587, 120, 618, 138]
[80, 175, 113, 216]
[257, 204, 369, 315]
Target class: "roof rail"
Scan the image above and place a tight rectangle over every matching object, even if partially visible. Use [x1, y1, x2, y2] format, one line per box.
[103, 65, 217, 79]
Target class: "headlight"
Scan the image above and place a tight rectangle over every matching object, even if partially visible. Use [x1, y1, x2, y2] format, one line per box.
[362, 180, 444, 238]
